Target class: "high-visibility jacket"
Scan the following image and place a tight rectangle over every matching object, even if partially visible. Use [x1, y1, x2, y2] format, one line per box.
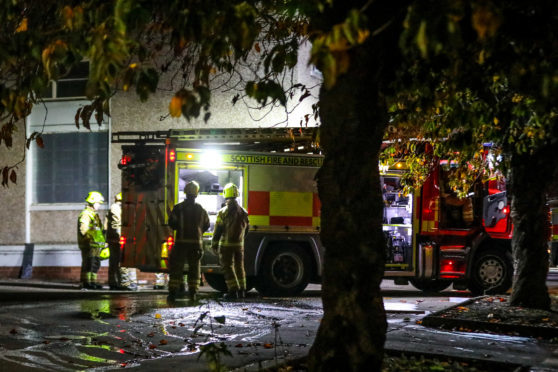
[212, 199, 249, 248]
[78, 205, 105, 250]
[168, 198, 210, 244]
[104, 201, 122, 244]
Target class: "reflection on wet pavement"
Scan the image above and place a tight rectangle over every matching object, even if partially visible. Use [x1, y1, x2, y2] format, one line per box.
[0, 291, 480, 371]
[0, 294, 325, 370]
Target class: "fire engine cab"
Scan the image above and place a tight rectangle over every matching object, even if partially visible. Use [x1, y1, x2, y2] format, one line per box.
[113, 128, 514, 296]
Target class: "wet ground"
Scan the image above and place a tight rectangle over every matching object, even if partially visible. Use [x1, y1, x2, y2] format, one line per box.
[0, 284, 468, 371]
[1, 281, 558, 370]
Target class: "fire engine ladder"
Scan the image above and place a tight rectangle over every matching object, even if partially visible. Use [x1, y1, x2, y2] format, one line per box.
[112, 128, 320, 153]
[111, 131, 169, 144]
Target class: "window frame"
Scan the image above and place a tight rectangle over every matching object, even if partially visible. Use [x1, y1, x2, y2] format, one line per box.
[27, 99, 110, 209]
[40, 61, 90, 100]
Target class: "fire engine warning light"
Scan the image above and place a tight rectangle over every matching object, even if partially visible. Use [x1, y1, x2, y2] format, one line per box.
[121, 155, 131, 165]
[169, 149, 176, 162]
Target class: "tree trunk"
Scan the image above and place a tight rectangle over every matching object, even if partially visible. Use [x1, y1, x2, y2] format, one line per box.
[508, 150, 552, 310]
[307, 4, 405, 369]
[308, 63, 387, 372]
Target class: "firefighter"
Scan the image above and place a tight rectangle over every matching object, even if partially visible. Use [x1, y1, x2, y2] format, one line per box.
[105, 193, 134, 290]
[78, 191, 106, 289]
[211, 183, 250, 299]
[167, 181, 210, 301]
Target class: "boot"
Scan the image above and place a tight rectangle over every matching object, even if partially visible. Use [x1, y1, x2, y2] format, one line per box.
[82, 272, 95, 289]
[223, 290, 238, 300]
[188, 289, 197, 301]
[91, 273, 103, 289]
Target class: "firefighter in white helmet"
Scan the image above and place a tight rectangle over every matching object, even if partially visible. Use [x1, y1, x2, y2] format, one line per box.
[167, 181, 210, 301]
[104, 192, 134, 290]
[211, 183, 249, 299]
[77, 191, 105, 289]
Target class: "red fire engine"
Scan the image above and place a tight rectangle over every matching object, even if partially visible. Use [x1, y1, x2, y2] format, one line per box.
[113, 128, 513, 296]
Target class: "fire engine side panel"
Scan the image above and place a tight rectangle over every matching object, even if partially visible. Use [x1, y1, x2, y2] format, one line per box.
[247, 164, 320, 230]
[120, 145, 171, 271]
[381, 171, 416, 277]
[246, 163, 322, 278]
[121, 188, 170, 269]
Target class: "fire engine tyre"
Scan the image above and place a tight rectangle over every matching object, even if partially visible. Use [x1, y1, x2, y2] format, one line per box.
[255, 246, 311, 297]
[468, 249, 513, 296]
[204, 273, 227, 293]
[410, 279, 452, 293]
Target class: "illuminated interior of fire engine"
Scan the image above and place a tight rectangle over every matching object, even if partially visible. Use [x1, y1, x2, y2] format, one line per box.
[177, 167, 243, 232]
[381, 175, 413, 266]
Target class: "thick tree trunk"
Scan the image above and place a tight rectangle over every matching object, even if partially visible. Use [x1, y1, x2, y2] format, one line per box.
[308, 64, 387, 371]
[508, 151, 552, 310]
[307, 4, 405, 369]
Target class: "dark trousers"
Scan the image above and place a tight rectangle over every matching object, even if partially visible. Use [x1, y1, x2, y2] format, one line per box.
[108, 241, 122, 287]
[168, 243, 203, 294]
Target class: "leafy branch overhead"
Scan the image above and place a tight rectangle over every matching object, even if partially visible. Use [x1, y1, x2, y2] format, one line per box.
[0, 0, 319, 186]
[382, 2, 558, 197]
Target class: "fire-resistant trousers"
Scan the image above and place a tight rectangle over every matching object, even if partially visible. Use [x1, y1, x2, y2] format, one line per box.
[168, 242, 203, 294]
[219, 244, 246, 292]
[79, 245, 101, 284]
[108, 241, 122, 287]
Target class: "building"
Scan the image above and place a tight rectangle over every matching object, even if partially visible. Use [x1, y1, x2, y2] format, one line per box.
[0, 45, 320, 284]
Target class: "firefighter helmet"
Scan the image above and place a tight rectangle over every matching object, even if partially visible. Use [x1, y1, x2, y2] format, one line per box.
[115, 192, 122, 201]
[184, 181, 200, 196]
[85, 191, 104, 204]
[223, 183, 239, 199]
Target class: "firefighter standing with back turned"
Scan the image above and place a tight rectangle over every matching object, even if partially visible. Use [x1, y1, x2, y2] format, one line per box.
[77, 191, 105, 289]
[212, 183, 250, 299]
[105, 192, 134, 290]
[168, 181, 210, 301]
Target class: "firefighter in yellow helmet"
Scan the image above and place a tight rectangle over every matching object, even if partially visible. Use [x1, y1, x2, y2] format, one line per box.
[211, 183, 249, 299]
[167, 181, 210, 301]
[77, 191, 106, 289]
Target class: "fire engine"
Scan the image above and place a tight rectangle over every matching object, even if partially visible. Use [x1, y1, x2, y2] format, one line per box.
[113, 128, 513, 296]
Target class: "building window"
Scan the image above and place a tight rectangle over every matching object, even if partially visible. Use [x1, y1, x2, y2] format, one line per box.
[33, 132, 108, 204]
[41, 61, 89, 99]
[29, 100, 109, 205]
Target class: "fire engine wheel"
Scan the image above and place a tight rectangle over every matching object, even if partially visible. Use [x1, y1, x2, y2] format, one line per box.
[255, 246, 311, 297]
[469, 249, 513, 296]
[203, 273, 227, 293]
[410, 279, 452, 293]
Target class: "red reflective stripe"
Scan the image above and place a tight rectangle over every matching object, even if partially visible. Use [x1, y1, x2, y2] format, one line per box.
[313, 193, 321, 217]
[440, 245, 465, 250]
[248, 191, 269, 215]
[270, 216, 312, 226]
